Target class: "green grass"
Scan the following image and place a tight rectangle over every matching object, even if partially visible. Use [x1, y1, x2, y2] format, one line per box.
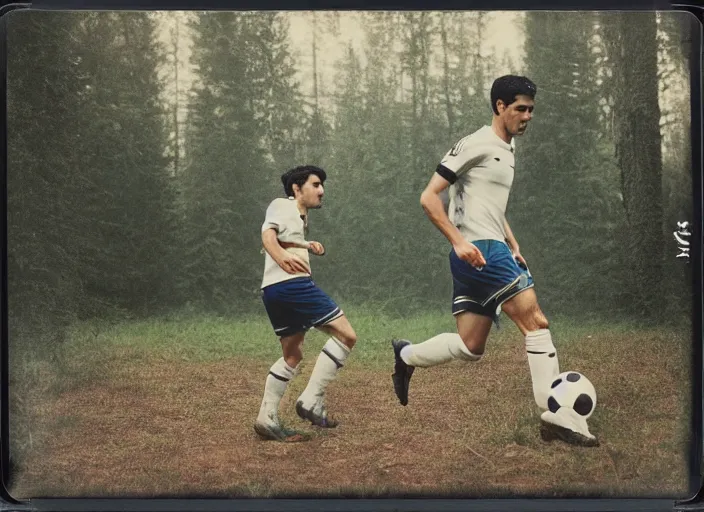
[59, 307, 464, 366]
[28, 306, 689, 402]
[57, 307, 684, 364]
[7, 308, 694, 500]
[10, 305, 691, 407]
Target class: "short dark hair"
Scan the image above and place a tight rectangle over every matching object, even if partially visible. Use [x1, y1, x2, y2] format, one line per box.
[490, 75, 537, 115]
[281, 165, 327, 197]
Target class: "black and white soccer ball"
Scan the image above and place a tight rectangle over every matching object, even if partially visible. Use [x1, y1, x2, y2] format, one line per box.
[547, 371, 597, 419]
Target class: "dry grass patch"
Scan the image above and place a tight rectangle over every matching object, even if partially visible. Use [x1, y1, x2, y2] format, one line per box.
[9, 325, 692, 499]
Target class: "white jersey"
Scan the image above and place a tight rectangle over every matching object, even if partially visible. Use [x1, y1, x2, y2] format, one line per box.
[260, 197, 311, 288]
[436, 125, 516, 243]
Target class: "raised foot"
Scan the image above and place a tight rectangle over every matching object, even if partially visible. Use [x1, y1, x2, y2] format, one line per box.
[391, 338, 414, 406]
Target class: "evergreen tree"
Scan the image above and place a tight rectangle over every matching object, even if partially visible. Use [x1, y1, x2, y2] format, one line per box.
[600, 12, 665, 318]
[516, 11, 624, 316]
[180, 12, 306, 312]
[71, 12, 178, 316]
[6, 11, 86, 335]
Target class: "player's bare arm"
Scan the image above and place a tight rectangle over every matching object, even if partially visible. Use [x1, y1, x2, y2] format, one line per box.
[278, 239, 325, 256]
[420, 173, 487, 268]
[262, 228, 311, 275]
[280, 240, 325, 256]
[503, 218, 526, 266]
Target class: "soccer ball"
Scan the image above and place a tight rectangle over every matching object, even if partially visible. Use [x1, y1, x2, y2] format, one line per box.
[547, 371, 597, 419]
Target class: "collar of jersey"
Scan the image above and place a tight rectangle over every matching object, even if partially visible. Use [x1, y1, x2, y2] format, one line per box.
[483, 125, 515, 152]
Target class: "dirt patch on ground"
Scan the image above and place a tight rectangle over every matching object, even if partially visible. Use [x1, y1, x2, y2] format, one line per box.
[9, 333, 692, 499]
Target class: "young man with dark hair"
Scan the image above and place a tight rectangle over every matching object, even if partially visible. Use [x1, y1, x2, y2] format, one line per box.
[254, 165, 358, 442]
[391, 75, 598, 447]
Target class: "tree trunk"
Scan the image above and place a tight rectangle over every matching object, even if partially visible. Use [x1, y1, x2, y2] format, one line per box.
[608, 12, 664, 316]
[440, 14, 454, 138]
[172, 13, 180, 177]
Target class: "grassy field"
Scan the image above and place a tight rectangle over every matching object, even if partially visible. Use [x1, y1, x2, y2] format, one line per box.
[7, 307, 695, 499]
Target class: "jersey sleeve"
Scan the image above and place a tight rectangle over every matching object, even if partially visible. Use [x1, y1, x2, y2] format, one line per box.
[435, 135, 487, 184]
[261, 199, 288, 234]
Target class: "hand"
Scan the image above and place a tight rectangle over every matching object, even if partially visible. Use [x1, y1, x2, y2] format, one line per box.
[308, 241, 325, 256]
[454, 240, 486, 268]
[511, 246, 527, 269]
[276, 252, 311, 275]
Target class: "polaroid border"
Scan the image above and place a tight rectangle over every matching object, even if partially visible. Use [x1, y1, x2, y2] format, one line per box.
[673, 3, 704, 511]
[0, 1, 701, 511]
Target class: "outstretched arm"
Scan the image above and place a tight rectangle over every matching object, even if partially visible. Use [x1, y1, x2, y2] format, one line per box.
[420, 173, 486, 268]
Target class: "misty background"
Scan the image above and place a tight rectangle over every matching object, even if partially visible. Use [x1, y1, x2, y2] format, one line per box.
[6, 9, 694, 348]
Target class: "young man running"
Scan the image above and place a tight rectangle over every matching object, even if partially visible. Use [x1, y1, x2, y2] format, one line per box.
[254, 165, 357, 442]
[391, 75, 598, 447]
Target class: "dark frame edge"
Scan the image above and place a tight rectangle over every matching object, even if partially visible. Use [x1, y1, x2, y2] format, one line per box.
[0, 3, 37, 512]
[23, 497, 683, 512]
[0, 3, 697, 512]
[673, 2, 704, 511]
[8, 0, 677, 12]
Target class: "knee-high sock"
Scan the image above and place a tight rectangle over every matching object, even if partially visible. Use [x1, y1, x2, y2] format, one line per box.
[257, 357, 298, 425]
[297, 337, 351, 408]
[525, 329, 560, 410]
[400, 333, 482, 368]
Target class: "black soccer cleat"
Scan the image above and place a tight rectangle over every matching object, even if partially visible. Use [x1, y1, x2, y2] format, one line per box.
[539, 419, 600, 448]
[391, 338, 415, 406]
[295, 400, 339, 428]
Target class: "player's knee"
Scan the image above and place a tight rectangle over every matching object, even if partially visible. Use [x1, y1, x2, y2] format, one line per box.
[534, 310, 549, 330]
[521, 307, 548, 332]
[465, 341, 484, 356]
[284, 354, 303, 368]
[280, 337, 304, 362]
[336, 330, 357, 349]
[458, 337, 485, 361]
[347, 331, 357, 348]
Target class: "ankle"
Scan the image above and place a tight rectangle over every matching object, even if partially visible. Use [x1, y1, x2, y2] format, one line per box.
[297, 389, 322, 407]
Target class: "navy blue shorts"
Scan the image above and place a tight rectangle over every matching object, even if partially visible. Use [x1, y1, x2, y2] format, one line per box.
[261, 277, 343, 337]
[450, 239, 534, 323]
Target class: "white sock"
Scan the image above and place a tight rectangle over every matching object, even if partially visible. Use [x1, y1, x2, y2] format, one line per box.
[525, 329, 560, 410]
[298, 337, 351, 408]
[399, 333, 481, 368]
[257, 357, 298, 425]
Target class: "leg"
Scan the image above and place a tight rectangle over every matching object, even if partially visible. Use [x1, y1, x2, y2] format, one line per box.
[295, 315, 357, 427]
[397, 311, 492, 367]
[455, 310, 494, 356]
[500, 287, 549, 336]
[501, 288, 558, 410]
[395, 296, 495, 369]
[317, 313, 357, 349]
[502, 288, 599, 447]
[391, 244, 503, 406]
[280, 332, 306, 368]
[391, 311, 493, 406]
[254, 332, 307, 441]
